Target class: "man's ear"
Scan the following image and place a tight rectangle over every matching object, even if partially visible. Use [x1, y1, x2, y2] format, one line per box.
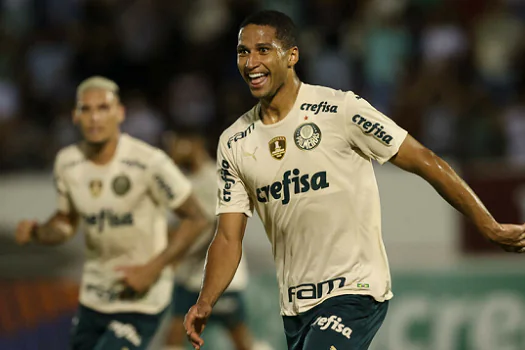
[288, 46, 299, 68]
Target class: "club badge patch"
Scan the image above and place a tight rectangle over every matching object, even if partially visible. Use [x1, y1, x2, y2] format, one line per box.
[269, 136, 287, 160]
[294, 123, 322, 150]
[112, 175, 131, 196]
[89, 179, 103, 197]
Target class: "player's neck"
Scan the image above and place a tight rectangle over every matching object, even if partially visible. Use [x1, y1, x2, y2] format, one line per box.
[260, 75, 301, 125]
[84, 133, 120, 165]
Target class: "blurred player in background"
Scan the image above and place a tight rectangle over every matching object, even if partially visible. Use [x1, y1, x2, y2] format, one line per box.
[163, 131, 273, 350]
[184, 10, 525, 350]
[15, 76, 211, 350]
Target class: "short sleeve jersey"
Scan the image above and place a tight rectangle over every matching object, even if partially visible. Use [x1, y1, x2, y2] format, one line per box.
[54, 134, 192, 314]
[216, 83, 407, 316]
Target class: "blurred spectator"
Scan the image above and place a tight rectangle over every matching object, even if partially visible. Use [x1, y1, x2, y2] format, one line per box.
[361, 1, 410, 114]
[25, 28, 73, 103]
[1, 0, 34, 39]
[121, 91, 165, 147]
[52, 106, 79, 150]
[472, 0, 525, 103]
[419, 71, 463, 157]
[182, 0, 232, 46]
[1, 0, 525, 171]
[420, 2, 468, 67]
[502, 85, 525, 164]
[168, 72, 216, 131]
[117, 0, 166, 64]
[304, 32, 353, 91]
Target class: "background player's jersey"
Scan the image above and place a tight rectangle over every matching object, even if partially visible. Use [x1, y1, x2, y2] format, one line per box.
[174, 160, 248, 292]
[54, 134, 192, 314]
[216, 83, 408, 316]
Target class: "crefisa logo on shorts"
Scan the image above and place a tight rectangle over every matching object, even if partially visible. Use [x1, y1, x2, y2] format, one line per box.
[312, 315, 353, 339]
[294, 123, 322, 150]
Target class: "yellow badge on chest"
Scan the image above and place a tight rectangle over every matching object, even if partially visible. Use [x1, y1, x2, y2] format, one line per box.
[89, 179, 103, 197]
[269, 136, 287, 160]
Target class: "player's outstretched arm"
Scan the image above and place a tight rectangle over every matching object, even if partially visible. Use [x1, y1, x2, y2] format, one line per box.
[184, 212, 247, 349]
[15, 211, 78, 246]
[390, 134, 525, 251]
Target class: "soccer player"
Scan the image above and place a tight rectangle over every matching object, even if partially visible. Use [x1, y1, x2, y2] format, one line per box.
[163, 131, 272, 350]
[184, 10, 525, 350]
[14, 76, 211, 350]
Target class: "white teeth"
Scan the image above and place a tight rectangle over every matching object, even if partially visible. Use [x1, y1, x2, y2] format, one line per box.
[249, 73, 265, 79]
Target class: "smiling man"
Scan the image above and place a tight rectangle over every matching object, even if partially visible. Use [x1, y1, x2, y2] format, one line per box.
[184, 10, 525, 350]
[15, 76, 210, 350]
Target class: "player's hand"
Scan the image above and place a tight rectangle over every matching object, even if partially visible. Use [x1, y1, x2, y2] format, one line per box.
[114, 264, 160, 294]
[184, 302, 212, 349]
[15, 220, 38, 245]
[484, 223, 525, 252]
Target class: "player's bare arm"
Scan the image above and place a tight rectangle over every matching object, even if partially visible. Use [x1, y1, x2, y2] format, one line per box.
[184, 212, 248, 349]
[15, 210, 79, 246]
[390, 134, 525, 250]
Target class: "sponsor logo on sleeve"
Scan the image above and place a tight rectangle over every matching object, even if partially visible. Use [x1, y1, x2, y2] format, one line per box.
[351, 114, 393, 146]
[227, 123, 255, 149]
[220, 160, 235, 202]
[154, 174, 175, 200]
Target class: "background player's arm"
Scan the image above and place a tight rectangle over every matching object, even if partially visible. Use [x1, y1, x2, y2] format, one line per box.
[16, 210, 79, 246]
[16, 153, 79, 246]
[390, 134, 525, 248]
[149, 194, 211, 271]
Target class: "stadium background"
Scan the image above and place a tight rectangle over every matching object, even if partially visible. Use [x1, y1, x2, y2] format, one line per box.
[1, 0, 525, 349]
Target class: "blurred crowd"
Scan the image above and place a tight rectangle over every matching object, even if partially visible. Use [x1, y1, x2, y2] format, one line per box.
[0, 0, 525, 171]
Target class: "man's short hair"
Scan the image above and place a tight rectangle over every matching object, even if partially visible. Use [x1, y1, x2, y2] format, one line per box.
[76, 76, 120, 100]
[240, 10, 297, 49]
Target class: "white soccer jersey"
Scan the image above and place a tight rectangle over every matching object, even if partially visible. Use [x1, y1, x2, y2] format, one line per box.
[216, 83, 408, 316]
[54, 134, 192, 314]
[174, 161, 249, 292]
